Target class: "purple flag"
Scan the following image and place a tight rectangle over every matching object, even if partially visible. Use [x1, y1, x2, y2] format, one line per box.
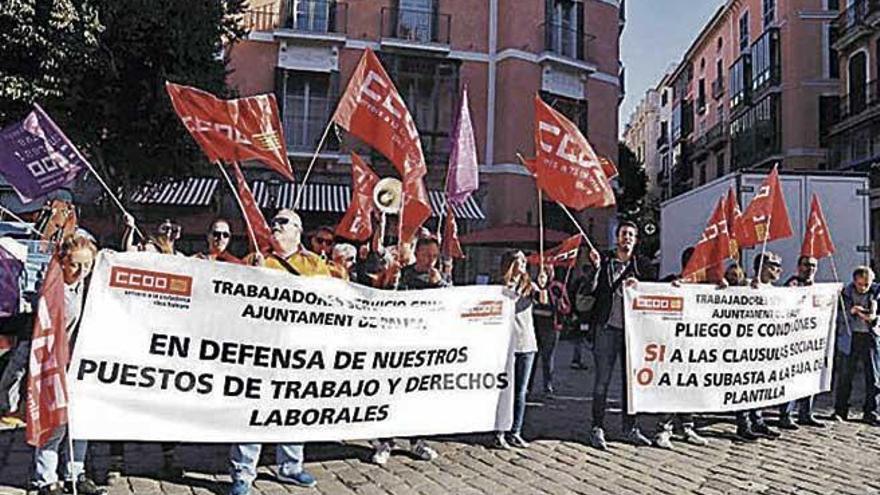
[445, 86, 478, 206]
[0, 104, 86, 203]
[0, 243, 23, 318]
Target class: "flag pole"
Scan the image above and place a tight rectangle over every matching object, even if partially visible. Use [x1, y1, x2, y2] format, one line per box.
[756, 212, 773, 279]
[293, 122, 334, 211]
[829, 254, 853, 339]
[557, 201, 597, 253]
[538, 188, 545, 268]
[0, 205, 47, 239]
[216, 161, 258, 252]
[80, 160, 144, 240]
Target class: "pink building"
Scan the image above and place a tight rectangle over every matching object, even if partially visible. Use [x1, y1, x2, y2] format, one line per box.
[226, 0, 625, 278]
[656, 0, 840, 199]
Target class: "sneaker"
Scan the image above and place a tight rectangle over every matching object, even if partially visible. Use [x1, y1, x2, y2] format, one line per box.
[276, 469, 317, 488]
[493, 432, 511, 450]
[37, 483, 62, 495]
[0, 415, 25, 428]
[752, 422, 781, 438]
[227, 480, 251, 495]
[777, 416, 800, 431]
[64, 476, 107, 495]
[832, 412, 848, 423]
[508, 433, 530, 449]
[798, 415, 825, 428]
[590, 426, 608, 451]
[735, 426, 759, 442]
[653, 430, 674, 450]
[371, 441, 392, 465]
[682, 426, 709, 446]
[410, 440, 438, 461]
[626, 427, 652, 447]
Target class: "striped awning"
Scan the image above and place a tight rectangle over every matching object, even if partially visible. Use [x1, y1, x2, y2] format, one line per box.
[248, 182, 485, 220]
[131, 178, 219, 206]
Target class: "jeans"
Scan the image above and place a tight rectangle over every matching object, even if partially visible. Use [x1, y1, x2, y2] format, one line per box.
[229, 443, 304, 484]
[510, 352, 535, 435]
[0, 340, 28, 413]
[33, 426, 88, 487]
[834, 332, 880, 418]
[571, 324, 591, 366]
[591, 326, 638, 431]
[779, 396, 814, 420]
[531, 320, 559, 393]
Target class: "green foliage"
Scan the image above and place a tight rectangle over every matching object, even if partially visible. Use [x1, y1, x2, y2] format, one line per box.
[615, 142, 657, 258]
[1, 0, 249, 192]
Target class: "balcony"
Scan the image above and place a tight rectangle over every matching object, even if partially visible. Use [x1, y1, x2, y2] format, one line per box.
[380, 6, 451, 51]
[840, 79, 880, 121]
[833, 0, 880, 48]
[541, 22, 597, 68]
[711, 77, 724, 100]
[244, 1, 348, 38]
[282, 94, 339, 154]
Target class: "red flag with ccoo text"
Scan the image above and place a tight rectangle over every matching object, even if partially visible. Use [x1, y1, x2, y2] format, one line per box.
[229, 162, 280, 254]
[737, 166, 793, 249]
[26, 255, 69, 447]
[801, 193, 835, 259]
[682, 198, 730, 283]
[527, 234, 582, 268]
[336, 153, 380, 242]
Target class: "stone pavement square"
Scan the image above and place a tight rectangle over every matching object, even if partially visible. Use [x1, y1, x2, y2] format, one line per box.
[2, 343, 879, 494]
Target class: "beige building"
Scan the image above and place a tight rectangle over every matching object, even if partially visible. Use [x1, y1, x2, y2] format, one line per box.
[623, 89, 661, 198]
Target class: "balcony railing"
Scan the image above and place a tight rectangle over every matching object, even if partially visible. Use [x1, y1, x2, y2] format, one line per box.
[840, 79, 880, 120]
[543, 22, 589, 61]
[711, 77, 724, 99]
[833, 0, 880, 41]
[244, 1, 348, 34]
[380, 6, 451, 45]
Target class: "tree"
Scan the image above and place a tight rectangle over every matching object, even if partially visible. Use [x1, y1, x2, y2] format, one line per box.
[2, 0, 248, 193]
[0, 0, 101, 123]
[616, 142, 657, 259]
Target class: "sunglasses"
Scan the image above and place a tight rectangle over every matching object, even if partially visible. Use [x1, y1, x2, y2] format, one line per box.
[767, 262, 782, 269]
[271, 217, 300, 229]
[212, 231, 231, 239]
[314, 237, 334, 246]
[158, 225, 181, 234]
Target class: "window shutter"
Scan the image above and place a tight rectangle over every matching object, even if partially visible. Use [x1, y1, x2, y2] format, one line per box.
[576, 1, 585, 60]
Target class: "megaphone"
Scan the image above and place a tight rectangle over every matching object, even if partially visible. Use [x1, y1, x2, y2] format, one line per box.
[373, 177, 402, 214]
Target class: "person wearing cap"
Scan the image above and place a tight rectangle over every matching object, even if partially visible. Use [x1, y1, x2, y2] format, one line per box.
[228, 209, 326, 495]
[194, 219, 242, 264]
[733, 251, 784, 441]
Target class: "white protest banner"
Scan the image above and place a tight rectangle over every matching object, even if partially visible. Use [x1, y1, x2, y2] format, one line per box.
[624, 282, 840, 414]
[68, 251, 514, 442]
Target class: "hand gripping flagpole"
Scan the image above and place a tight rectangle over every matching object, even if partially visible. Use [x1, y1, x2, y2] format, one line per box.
[292, 122, 334, 211]
[216, 161, 258, 252]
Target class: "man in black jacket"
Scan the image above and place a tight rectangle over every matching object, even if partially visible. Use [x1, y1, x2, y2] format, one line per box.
[585, 221, 652, 450]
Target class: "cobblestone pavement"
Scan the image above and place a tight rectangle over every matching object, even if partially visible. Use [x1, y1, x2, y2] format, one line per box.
[2, 343, 880, 495]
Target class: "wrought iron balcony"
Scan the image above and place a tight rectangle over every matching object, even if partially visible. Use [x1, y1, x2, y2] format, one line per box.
[711, 77, 724, 100]
[833, 0, 880, 44]
[244, 1, 348, 35]
[380, 6, 451, 45]
[543, 22, 589, 61]
[840, 79, 880, 120]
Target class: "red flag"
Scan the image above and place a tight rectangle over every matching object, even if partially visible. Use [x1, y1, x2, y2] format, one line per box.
[533, 96, 616, 210]
[229, 163, 280, 254]
[682, 198, 730, 283]
[527, 234, 582, 268]
[723, 187, 742, 261]
[332, 48, 430, 242]
[738, 166, 793, 249]
[801, 193, 835, 259]
[442, 205, 465, 259]
[165, 82, 294, 181]
[336, 153, 380, 242]
[26, 255, 69, 447]
[599, 156, 619, 181]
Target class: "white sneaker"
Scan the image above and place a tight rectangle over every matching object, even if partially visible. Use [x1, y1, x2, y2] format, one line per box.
[654, 430, 674, 450]
[410, 439, 438, 461]
[371, 442, 392, 465]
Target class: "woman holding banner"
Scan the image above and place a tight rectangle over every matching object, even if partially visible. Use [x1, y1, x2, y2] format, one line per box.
[494, 250, 546, 449]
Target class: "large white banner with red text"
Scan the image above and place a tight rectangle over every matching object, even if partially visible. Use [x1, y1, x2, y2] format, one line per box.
[68, 252, 515, 442]
[624, 282, 839, 413]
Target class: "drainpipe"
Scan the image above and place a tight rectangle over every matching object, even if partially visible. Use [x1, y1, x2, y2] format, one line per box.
[486, 0, 498, 167]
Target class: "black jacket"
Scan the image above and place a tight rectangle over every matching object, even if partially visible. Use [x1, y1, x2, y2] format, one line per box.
[580, 250, 647, 328]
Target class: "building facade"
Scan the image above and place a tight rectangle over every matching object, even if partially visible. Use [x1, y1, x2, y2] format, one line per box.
[657, 0, 840, 201]
[224, 0, 624, 275]
[623, 89, 661, 198]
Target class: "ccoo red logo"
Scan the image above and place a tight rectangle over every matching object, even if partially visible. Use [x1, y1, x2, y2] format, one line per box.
[633, 295, 684, 313]
[109, 267, 192, 297]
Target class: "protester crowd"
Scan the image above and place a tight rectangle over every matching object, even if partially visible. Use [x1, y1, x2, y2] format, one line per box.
[0, 205, 877, 495]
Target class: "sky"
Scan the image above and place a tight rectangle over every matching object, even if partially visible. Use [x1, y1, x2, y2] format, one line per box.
[619, 0, 725, 135]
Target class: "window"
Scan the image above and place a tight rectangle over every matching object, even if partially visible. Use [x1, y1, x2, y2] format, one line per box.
[398, 0, 436, 43]
[283, 72, 337, 152]
[547, 0, 584, 59]
[751, 29, 779, 91]
[384, 54, 460, 164]
[717, 37, 723, 51]
[848, 51, 868, 116]
[661, 89, 668, 106]
[739, 12, 750, 52]
[763, 0, 775, 27]
[828, 25, 839, 79]
[827, 0, 839, 10]
[731, 94, 780, 167]
[697, 78, 707, 113]
[819, 95, 841, 147]
[729, 55, 751, 109]
[285, 0, 335, 31]
[717, 152, 726, 176]
[541, 92, 588, 134]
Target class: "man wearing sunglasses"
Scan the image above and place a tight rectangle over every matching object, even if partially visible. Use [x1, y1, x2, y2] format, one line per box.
[733, 251, 784, 441]
[194, 219, 242, 264]
[776, 256, 824, 428]
[229, 208, 327, 495]
[308, 226, 336, 259]
[122, 215, 184, 256]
